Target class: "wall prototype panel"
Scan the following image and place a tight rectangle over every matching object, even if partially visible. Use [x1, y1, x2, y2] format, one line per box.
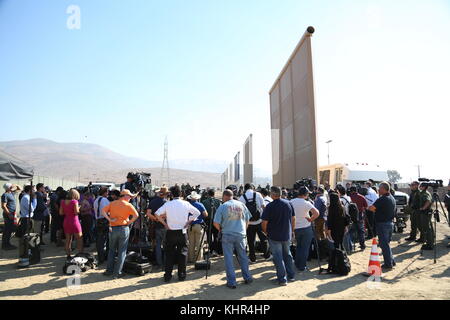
[243, 134, 253, 185]
[269, 27, 318, 188]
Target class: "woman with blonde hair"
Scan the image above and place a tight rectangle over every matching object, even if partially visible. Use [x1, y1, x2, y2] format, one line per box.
[59, 188, 83, 259]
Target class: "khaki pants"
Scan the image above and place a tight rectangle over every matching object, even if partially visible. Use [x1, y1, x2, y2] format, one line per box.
[188, 224, 204, 263]
[314, 218, 326, 240]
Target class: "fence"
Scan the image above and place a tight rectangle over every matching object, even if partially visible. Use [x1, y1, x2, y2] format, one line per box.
[0, 176, 84, 224]
[0, 175, 83, 192]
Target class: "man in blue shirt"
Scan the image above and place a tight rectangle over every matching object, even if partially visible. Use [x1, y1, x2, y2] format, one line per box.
[368, 182, 396, 270]
[146, 186, 168, 271]
[19, 185, 37, 236]
[261, 186, 296, 286]
[2, 183, 20, 250]
[214, 189, 253, 289]
[186, 191, 208, 263]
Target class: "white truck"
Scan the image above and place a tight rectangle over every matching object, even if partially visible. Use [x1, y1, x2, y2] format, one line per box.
[319, 163, 389, 188]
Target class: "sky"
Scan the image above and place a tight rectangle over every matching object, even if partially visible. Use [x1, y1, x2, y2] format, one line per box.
[0, 0, 449, 183]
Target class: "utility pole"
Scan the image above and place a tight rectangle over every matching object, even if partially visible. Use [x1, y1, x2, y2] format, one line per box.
[326, 140, 333, 165]
[416, 165, 421, 179]
[161, 136, 170, 186]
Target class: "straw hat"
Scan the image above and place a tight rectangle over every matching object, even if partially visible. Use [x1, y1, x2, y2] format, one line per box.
[187, 191, 201, 200]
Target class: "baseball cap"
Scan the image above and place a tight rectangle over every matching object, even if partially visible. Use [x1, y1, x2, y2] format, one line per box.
[298, 186, 310, 196]
[3, 183, 12, 191]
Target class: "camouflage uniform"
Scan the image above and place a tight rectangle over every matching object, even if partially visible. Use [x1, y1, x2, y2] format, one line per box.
[408, 190, 421, 239]
[418, 190, 434, 247]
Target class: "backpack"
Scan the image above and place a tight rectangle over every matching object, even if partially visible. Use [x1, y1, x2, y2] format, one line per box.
[327, 246, 351, 276]
[243, 192, 260, 222]
[63, 253, 97, 275]
[342, 197, 359, 224]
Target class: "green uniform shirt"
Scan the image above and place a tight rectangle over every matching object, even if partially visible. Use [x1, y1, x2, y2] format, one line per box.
[418, 190, 432, 209]
[409, 190, 421, 210]
[201, 197, 222, 220]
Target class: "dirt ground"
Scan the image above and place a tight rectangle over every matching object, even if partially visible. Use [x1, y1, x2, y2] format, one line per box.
[1, 221, 449, 300]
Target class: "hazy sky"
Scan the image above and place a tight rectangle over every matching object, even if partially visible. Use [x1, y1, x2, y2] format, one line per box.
[0, 0, 449, 182]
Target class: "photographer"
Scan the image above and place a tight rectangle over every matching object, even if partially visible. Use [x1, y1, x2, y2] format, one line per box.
[121, 173, 138, 208]
[146, 187, 169, 271]
[417, 182, 434, 251]
[201, 189, 222, 256]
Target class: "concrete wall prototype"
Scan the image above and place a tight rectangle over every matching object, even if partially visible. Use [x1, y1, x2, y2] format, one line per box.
[269, 27, 319, 188]
[243, 134, 253, 184]
[234, 152, 240, 185]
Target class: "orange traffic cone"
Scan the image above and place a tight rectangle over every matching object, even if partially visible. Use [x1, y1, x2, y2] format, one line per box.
[363, 238, 382, 277]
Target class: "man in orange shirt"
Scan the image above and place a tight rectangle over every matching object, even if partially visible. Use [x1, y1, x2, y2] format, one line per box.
[101, 189, 139, 278]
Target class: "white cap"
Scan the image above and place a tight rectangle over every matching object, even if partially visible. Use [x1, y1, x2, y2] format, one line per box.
[3, 183, 12, 191]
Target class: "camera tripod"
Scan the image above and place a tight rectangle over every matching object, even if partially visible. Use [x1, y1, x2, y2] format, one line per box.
[430, 190, 449, 264]
[194, 200, 217, 279]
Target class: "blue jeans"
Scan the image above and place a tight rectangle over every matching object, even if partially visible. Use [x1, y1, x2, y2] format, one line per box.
[350, 220, 366, 247]
[343, 230, 353, 253]
[2, 213, 14, 247]
[221, 233, 252, 286]
[376, 222, 395, 267]
[295, 226, 314, 271]
[106, 226, 130, 276]
[154, 227, 166, 266]
[268, 239, 295, 283]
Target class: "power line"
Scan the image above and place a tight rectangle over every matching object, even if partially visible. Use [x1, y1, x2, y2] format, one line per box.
[161, 136, 170, 186]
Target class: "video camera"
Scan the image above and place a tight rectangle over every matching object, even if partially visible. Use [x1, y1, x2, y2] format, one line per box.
[290, 178, 317, 200]
[293, 178, 317, 191]
[125, 172, 153, 199]
[418, 178, 444, 191]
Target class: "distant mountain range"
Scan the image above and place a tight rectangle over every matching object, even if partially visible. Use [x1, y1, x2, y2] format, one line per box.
[0, 139, 271, 186]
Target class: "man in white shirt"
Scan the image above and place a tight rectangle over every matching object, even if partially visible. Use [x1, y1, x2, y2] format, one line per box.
[364, 181, 379, 239]
[238, 183, 270, 262]
[155, 185, 201, 282]
[290, 187, 319, 271]
[260, 188, 273, 206]
[336, 185, 352, 215]
[93, 187, 111, 264]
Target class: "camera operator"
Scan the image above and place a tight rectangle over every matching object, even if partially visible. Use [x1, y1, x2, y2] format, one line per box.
[417, 182, 434, 251]
[146, 187, 169, 272]
[201, 189, 222, 256]
[121, 173, 138, 208]
[405, 181, 422, 242]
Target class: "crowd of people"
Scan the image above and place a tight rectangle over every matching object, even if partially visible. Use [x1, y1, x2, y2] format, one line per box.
[1, 178, 450, 288]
